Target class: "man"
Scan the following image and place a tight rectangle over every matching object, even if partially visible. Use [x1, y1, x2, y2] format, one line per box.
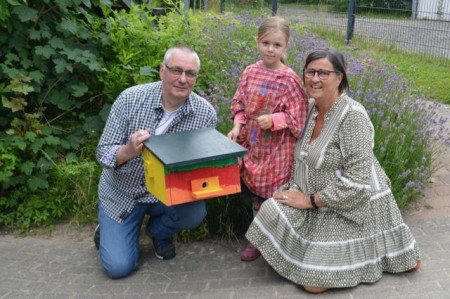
[95, 46, 218, 279]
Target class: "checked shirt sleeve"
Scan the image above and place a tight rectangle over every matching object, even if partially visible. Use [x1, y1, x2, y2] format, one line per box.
[96, 93, 130, 171]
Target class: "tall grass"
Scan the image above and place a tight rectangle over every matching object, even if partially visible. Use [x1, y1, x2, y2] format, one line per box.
[306, 26, 450, 105]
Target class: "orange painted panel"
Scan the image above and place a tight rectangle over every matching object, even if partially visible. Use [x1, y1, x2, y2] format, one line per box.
[162, 165, 241, 206]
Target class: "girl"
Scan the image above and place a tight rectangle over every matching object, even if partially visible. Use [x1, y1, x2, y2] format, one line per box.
[227, 16, 308, 262]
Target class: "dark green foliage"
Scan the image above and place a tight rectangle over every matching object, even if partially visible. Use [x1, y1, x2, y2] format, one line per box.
[0, 0, 107, 230]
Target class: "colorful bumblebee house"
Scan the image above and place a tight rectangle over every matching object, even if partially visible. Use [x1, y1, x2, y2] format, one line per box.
[142, 128, 247, 206]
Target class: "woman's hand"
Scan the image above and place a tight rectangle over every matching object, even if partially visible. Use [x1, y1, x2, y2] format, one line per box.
[274, 190, 319, 209]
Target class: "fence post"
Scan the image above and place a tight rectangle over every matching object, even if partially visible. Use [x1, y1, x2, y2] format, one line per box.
[272, 0, 277, 16]
[346, 0, 356, 45]
[182, 0, 189, 10]
[412, 0, 417, 19]
[220, 0, 225, 13]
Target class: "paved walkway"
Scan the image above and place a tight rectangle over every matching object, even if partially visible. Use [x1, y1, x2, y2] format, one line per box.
[1, 106, 449, 299]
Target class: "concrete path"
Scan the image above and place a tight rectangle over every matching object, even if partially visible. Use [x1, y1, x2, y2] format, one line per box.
[1, 105, 449, 298]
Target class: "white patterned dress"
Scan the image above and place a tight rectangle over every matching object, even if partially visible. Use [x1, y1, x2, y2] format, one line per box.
[245, 94, 420, 288]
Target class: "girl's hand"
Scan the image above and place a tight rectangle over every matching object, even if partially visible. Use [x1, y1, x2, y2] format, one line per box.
[256, 114, 273, 130]
[227, 124, 242, 142]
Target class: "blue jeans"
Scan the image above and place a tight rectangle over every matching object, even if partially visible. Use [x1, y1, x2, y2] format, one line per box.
[98, 200, 206, 279]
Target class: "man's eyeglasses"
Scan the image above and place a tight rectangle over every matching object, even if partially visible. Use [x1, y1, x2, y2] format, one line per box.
[304, 68, 340, 80]
[164, 63, 198, 79]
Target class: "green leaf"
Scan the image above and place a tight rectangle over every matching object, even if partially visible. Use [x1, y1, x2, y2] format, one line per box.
[140, 66, 158, 77]
[53, 58, 73, 73]
[66, 134, 83, 149]
[30, 139, 45, 154]
[12, 5, 38, 22]
[10, 83, 33, 95]
[27, 175, 49, 191]
[24, 131, 37, 141]
[83, 115, 105, 134]
[70, 82, 88, 97]
[7, 0, 22, 5]
[19, 160, 34, 175]
[5, 53, 19, 62]
[47, 89, 71, 110]
[60, 18, 79, 34]
[54, 0, 72, 10]
[2, 97, 27, 112]
[35, 45, 56, 59]
[99, 104, 112, 122]
[81, 0, 92, 8]
[28, 29, 41, 40]
[87, 60, 102, 71]
[12, 138, 26, 150]
[60, 139, 72, 150]
[45, 135, 61, 146]
[28, 71, 45, 84]
[100, 0, 113, 6]
[49, 37, 65, 50]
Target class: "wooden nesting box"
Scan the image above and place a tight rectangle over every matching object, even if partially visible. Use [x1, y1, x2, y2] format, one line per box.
[142, 128, 247, 206]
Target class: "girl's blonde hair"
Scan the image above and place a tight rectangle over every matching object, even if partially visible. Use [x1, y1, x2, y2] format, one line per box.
[257, 16, 290, 64]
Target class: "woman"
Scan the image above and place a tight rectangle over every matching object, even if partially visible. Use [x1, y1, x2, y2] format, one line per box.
[245, 48, 421, 293]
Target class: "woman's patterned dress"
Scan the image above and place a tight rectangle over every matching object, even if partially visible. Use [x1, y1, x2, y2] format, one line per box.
[245, 94, 420, 288]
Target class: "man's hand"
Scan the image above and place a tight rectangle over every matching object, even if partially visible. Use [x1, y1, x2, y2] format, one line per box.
[116, 129, 151, 165]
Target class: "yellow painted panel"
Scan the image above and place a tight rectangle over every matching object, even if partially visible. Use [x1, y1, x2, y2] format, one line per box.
[142, 148, 167, 204]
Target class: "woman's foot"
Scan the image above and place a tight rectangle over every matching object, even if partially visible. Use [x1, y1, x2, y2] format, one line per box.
[408, 260, 421, 272]
[240, 243, 261, 261]
[303, 286, 329, 294]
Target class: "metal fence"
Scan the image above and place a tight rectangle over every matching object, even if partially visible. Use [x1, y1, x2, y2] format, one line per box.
[277, 1, 450, 65]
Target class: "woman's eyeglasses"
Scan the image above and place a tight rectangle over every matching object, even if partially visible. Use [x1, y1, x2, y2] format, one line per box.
[304, 68, 340, 80]
[164, 63, 198, 79]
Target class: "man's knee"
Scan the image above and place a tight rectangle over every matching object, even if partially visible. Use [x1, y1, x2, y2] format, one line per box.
[178, 200, 207, 229]
[101, 254, 137, 279]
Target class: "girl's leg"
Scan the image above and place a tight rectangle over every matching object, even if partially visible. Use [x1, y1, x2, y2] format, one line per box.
[240, 179, 265, 261]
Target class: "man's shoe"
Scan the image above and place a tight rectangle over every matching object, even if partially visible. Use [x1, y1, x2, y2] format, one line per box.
[151, 237, 176, 260]
[93, 224, 100, 250]
[240, 243, 261, 261]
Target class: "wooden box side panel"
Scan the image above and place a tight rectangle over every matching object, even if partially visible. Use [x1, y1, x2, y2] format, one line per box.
[164, 165, 241, 206]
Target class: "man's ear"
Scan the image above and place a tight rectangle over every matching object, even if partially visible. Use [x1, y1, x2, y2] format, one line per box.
[159, 63, 164, 80]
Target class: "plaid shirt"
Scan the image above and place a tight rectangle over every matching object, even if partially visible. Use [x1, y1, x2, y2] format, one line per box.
[231, 61, 308, 198]
[96, 82, 218, 223]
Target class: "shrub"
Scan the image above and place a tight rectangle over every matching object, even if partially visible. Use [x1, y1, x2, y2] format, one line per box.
[0, 0, 106, 230]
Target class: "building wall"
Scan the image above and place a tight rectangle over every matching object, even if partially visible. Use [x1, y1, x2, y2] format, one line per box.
[417, 0, 450, 21]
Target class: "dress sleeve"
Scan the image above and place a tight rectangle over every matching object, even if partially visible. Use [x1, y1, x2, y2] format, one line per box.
[230, 67, 249, 118]
[280, 74, 308, 138]
[318, 109, 374, 224]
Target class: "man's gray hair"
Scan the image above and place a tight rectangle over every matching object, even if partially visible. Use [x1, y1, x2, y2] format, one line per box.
[163, 46, 200, 69]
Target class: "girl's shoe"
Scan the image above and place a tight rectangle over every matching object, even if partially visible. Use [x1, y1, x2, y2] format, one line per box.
[240, 243, 261, 261]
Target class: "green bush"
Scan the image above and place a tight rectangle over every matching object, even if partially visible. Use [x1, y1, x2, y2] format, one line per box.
[0, 0, 106, 230]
